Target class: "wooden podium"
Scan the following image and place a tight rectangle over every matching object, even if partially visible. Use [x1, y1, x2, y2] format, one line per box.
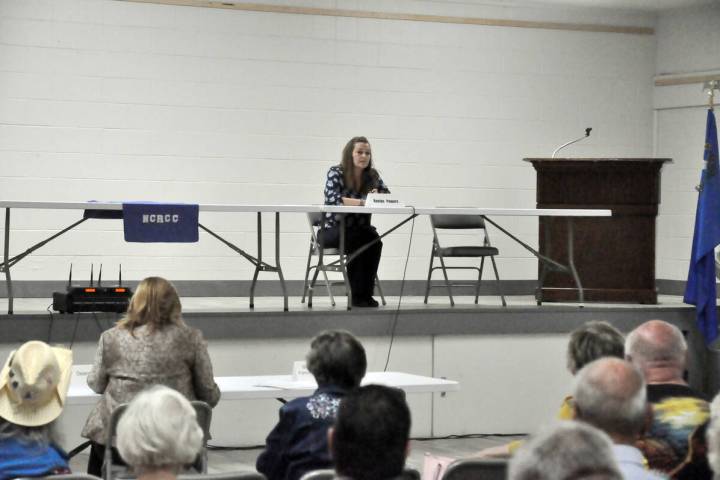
[524, 158, 671, 304]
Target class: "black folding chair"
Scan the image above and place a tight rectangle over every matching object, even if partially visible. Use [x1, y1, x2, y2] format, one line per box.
[301, 212, 386, 309]
[441, 458, 508, 480]
[424, 214, 506, 307]
[103, 400, 212, 480]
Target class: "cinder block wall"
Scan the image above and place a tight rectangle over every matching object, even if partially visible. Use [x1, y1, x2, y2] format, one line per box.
[0, 0, 657, 283]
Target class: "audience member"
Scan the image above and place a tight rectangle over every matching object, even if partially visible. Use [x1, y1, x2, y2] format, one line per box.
[706, 394, 720, 479]
[626, 320, 710, 474]
[0, 341, 73, 480]
[509, 421, 623, 480]
[257, 330, 367, 480]
[330, 385, 411, 480]
[116, 385, 203, 480]
[82, 276, 220, 476]
[562, 320, 627, 416]
[477, 320, 625, 457]
[573, 357, 666, 479]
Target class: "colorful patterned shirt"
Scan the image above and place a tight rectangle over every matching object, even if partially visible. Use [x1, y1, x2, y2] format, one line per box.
[637, 383, 709, 474]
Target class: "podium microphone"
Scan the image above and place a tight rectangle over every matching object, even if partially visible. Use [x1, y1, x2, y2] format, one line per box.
[552, 127, 592, 159]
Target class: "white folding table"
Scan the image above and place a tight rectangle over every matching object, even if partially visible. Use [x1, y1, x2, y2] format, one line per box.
[67, 363, 460, 406]
[0, 201, 611, 314]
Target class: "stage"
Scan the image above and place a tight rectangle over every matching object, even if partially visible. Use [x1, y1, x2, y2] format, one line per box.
[0, 292, 707, 341]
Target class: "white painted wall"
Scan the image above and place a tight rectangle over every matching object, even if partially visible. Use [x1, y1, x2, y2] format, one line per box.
[0, 0, 656, 283]
[654, 4, 720, 280]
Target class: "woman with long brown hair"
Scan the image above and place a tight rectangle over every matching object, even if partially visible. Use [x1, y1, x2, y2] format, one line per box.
[321, 136, 390, 307]
[81, 276, 220, 476]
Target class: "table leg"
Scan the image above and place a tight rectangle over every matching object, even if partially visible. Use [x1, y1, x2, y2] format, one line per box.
[202, 213, 286, 311]
[482, 215, 584, 308]
[536, 219, 551, 306]
[275, 212, 288, 312]
[3, 208, 13, 315]
[567, 218, 584, 306]
[249, 213, 262, 309]
[340, 216, 352, 310]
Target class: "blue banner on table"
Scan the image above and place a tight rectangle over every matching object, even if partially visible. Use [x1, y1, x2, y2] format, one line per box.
[122, 203, 199, 243]
[684, 109, 720, 344]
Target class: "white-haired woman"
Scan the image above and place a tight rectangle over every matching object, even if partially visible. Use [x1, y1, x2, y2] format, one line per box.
[0, 341, 73, 479]
[82, 276, 220, 475]
[117, 385, 203, 480]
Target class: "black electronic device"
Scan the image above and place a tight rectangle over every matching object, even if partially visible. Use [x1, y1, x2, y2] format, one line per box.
[52, 264, 132, 314]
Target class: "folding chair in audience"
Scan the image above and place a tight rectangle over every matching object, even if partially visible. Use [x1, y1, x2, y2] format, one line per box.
[424, 214, 506, 307]
[440, 458, 508, 480]
[103, 403, 129, 480]
[103, 400, 212, 480]
[300, 212, 386, 309]
[190, 400, 213, 473]
[298, 470, 335, 480]
[14, 475, 103, 480]
[299, 468, 418, 480]
[400, 468, 421, 479]
[178, 473, 265, 480]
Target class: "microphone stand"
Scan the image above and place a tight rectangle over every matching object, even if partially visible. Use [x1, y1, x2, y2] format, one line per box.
[552, 128, 592, 159]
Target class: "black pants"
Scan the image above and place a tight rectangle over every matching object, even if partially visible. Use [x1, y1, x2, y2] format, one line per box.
[87, 442, 126, 477]
[318, 225, 382, 302]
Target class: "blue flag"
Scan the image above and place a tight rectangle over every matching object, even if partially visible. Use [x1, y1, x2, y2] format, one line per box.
[684, 109, 720, 344]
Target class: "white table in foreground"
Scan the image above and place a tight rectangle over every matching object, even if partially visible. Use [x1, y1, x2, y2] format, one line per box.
[235, 371, 460, 399]
[67, 365, 459, 406]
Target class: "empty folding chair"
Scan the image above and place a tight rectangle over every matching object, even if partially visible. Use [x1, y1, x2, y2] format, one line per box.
[424, 214, 506, 307]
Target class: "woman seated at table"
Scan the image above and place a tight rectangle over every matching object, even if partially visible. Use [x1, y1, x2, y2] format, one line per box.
[322, 136, 390, 308]
[0, 341, 73, 479]
[81, 276, 220, 476]
[256, 329, 367, 480]
[116, 385, 203, 480]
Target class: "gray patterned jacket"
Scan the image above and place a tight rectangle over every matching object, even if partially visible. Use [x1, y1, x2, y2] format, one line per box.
[81, 323, 220, 444]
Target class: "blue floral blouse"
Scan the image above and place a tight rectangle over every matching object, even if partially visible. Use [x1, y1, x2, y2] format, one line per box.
[323, 165, 389, 229]
[256, 385, 348, 480]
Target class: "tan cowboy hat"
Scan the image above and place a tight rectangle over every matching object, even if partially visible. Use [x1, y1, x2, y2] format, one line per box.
[0, 341, 73, 427]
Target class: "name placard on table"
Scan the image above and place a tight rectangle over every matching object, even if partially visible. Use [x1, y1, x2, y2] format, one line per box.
[364, 193, 404, 208]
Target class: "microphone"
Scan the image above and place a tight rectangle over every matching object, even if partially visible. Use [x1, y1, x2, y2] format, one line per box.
[552, 127, 592, 159]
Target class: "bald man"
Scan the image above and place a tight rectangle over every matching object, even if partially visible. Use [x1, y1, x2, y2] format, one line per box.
[573, 358, 665, 480]
[625, 320, 710, 476]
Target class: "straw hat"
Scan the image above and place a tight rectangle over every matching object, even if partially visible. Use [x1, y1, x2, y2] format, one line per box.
[0, 341, 73, 427]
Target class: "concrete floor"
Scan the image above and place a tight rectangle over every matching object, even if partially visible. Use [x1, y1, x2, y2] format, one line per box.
[68, 435, 522, 476]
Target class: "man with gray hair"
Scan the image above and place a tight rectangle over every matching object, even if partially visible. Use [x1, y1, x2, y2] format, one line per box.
[574, 357, 665, 479]
[509, 421, 623, 480]
[625, 320, 710, 475]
